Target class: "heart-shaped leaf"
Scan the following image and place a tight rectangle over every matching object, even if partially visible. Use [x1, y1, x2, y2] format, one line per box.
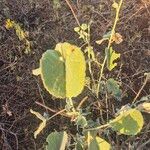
[33, 42, 86, 99]
[88, 136, 111, 150]
[110, 109, 144, 135]
[46, 131, 68, 150]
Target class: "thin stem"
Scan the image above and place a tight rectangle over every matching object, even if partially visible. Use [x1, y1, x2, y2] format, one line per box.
[84, 123, 109, 132]
[132, 76, 148, 104]
[87, 131, 91, 148]
[48, 109, 66, 121]
[77, 96, 88, 110]
[96, 56, 107, 98]
[64, 0, 80, 26]
[35, 101, 69, 117]
[35, 101, 56, 113]
[96, 0, 123, 98]
[67, 98, 76, 112]
[87, 22, 97, 92]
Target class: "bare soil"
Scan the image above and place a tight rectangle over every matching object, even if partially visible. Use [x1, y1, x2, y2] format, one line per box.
[0, 0, 150, 149]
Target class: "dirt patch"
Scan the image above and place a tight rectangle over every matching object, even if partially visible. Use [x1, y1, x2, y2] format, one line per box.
[0, 0, 150, 149]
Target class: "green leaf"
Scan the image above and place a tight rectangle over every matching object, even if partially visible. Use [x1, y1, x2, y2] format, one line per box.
[88, 136, 111, 150]
[110, 109, 144, 135]
[103, 31, 111, 39]
[37, 50, 66, 98]
[75, 142, 84, 150]
[106, 78, 122, 101]
[75, 115, 88, 128]
[33, 42, 86, 99]
[46, 131, 68, 150]
[106, 47, 120, 71]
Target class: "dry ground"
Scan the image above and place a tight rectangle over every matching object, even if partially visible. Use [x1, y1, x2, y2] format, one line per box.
[0, 0, 150, 149]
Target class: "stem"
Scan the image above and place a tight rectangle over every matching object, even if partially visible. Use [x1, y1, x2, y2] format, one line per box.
[35, 101, 69, 117]
[96, 0, 123, 98]
[48, 109, 66, 121]
[87, 22, 97, 92]
[64, 0, 80, 26]
[67, 98, 76, 112]
[96, 56, 107, 98]
[132, 76, 148, 104]
[35, 101, 56, 113]
[87, 131, 91, 148]
[77, 96, 88, 110]
[84, 123, 110, 132]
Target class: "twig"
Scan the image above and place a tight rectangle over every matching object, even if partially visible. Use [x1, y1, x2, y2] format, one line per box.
[77, 96, 88, 110]
[84, 123, 109, 132]
[126, 6, 143, 23]
[36, 80, 48, 114]
[35, 101, 56, 113]
[48, 109, 67, 120]
[64, 0, 80, 26]
[132, 76, 148, 104]
[0, 62, 17, 72]
[35, 101, 69, 117]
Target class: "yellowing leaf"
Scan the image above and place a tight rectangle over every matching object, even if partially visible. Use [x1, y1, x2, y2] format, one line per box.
[5, 19, 14, 29]
[14, 24, 26, 40]
[30, 109, 46, 139]
[112, 33, 123, 44]
[74, 24, 89, 41]
[112, 2, 119, 9]
[81, 24, 88, 30]
[32, 68, 41, 76]
[5, 19, 31, 54]
[85, 46, 95, 61]
[137, 103, 150, 113]
[106, 47, 120, 71]
[96, 39, 107, 45]
[74, 27, 80, 32]
[88, 136, 111, 150]
[24, 40, 31, 54]
[33, 42, 86, 99]
[55, 42, 73, 59]
[110, 109, 144, 135]
[53, 0, 61, 9]
[65, 43, 86, 98]
[46, 131, 68, 150]
[144, 72, 150, 81]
